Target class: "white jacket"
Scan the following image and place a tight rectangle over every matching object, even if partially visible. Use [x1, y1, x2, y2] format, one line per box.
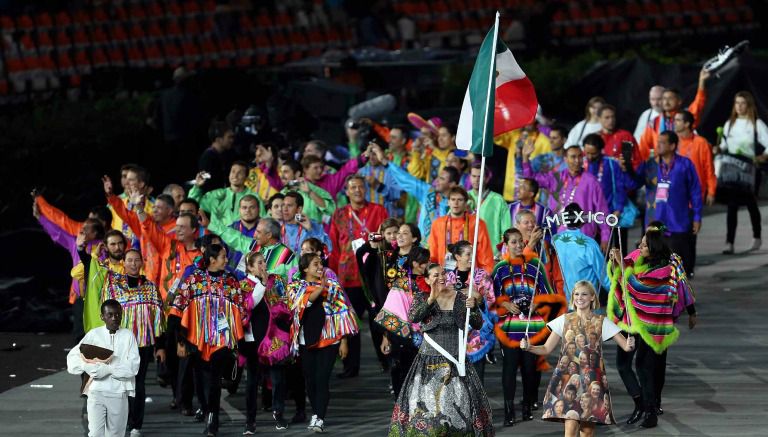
[67, 326, 140, 397]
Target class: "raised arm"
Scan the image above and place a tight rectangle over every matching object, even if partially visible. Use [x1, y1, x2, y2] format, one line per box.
[206, 217, 255, 255]
[35, 195, 83, 236]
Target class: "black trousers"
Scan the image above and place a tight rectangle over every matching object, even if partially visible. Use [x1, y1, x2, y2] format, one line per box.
[176, 355, 202, 410]
[128, 346, 154, 430]
[72, 297, 85, 342]
[501, 346, 537, 406]
[726, 192, 762, 243]
[240, 342, 289, 422]
[300, 343, 340, 420]
[388, 335, 418, 397]
[636, 338, 667, 410]
[343, 287, 385, 372]
[668, 231, 694, 275]
[616, 334, 642, 399]
[200, 348, 235, 427]
[616, 334, 667, 409]
[286, 359, 306, 412]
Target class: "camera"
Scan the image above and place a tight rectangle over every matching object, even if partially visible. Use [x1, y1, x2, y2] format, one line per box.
[368, 233, 384, 242]
[294, 214, 305, 222]
[286, 179, 301, 190]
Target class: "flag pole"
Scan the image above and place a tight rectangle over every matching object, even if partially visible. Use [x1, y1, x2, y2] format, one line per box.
[459, 10, 500, 378]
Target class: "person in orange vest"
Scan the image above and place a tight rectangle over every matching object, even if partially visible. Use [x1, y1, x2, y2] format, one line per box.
[427, 186, 494, 274]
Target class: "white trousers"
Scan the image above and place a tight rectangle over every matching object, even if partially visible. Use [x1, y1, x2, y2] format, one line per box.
[87, 390, 129, 437]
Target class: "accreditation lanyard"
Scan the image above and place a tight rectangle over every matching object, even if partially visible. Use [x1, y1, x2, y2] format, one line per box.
[348, 206, 368, 239]
[559, 172, 582, 208]
[445, 213, 469, 245]
[280, 223, 303, 250]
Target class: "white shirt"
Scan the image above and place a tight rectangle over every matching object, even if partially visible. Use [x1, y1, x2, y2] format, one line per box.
[547, 314, 620, 342]
[720, 118, 768, 158]
[634, 108, 660, 142]
[67, 326, 140, 397]
[566, 121, 602, 148]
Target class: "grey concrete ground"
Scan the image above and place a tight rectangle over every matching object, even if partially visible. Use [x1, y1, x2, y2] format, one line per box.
[1, 206, 767, 436]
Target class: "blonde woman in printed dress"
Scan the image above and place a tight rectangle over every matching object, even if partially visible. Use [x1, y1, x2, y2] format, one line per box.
[522, 281, 635, 437]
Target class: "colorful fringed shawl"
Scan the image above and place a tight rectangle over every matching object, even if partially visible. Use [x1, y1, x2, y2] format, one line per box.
[491, 253, 567, 348]
[373, 274, 428, 347]
[607, 249, 694, 354]
[171, 269, 245, 361]
[445, 268, 497, 363]
[103, 273, 165, 347]
[241, 274, 291, 365]
[287, 279, 359, 354]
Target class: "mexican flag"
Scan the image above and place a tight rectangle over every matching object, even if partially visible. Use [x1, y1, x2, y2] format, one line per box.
[456, 14, 538, 157]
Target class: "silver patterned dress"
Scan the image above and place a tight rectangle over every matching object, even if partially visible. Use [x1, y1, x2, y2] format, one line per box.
[389, 291, 494, 436]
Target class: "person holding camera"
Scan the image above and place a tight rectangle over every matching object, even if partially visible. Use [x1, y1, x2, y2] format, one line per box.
[355, 218, 402, 373]
[279, 191, 331, 254]
[189, 161, 266, 225]
[278, 160, 335, 225]
[598, 104, 643, 170]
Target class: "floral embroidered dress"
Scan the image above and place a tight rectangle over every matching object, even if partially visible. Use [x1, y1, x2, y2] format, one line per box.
[389, 291, 494, 436]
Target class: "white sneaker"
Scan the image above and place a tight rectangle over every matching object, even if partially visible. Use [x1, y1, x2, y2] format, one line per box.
[129, 430, 142, 437]
[307, 415, 318, 430]
[311, 418, 325, 433]
[749, 238, 762, 251]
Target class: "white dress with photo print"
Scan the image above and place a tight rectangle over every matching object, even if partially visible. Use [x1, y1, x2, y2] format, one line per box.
[541, 312, 619, 425]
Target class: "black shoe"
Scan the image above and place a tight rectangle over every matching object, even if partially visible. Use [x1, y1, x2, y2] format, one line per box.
[205, 412, 218, 436]
[169, 399, 177, 410]
[292, 410, 306, 423]
[640, 410, 658, 428]
[656, 406, 664, 415]
[531, 401, 539, 411]
[194, 408, 205, 422]
[521, 403, 533, 421]
[336, 369, 359, 379]
[242, 423, 256, 435]
[181, 408, 194, 417]
[627, 406, 644, 424]
[274, 412, 288, 430]
[503, 401, 516, 426]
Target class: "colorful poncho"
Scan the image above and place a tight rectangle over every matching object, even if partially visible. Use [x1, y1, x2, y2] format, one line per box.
[445, 268, 497, 363]
[491, 253, 567, 348]
[241, 274, 291, 365]
[170, 269, 245, 361]
[287, 279, 359, 354]
[607, 249, 695, 354]
[103, 273, 165, 348]
[373, 274, 428, 348]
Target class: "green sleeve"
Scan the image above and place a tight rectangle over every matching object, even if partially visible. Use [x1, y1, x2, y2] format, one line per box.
[302, 184, 336, 223]
[207, 218, 254, 255]
[188, 185, 204, 202]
